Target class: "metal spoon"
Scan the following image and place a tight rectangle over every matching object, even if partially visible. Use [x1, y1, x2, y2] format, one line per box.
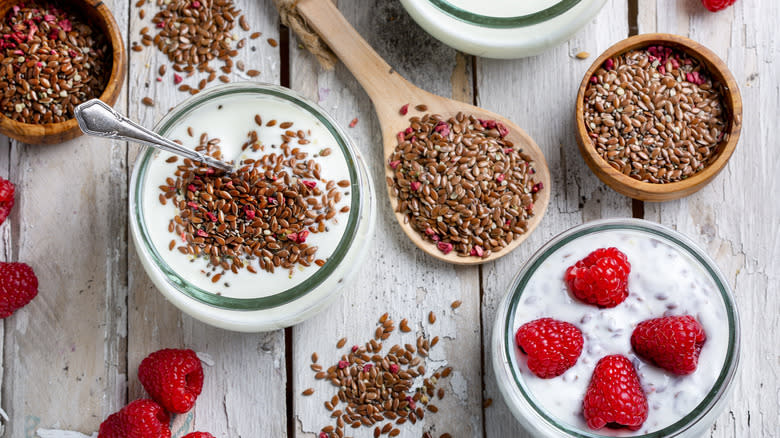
[74, 99, 233, 173]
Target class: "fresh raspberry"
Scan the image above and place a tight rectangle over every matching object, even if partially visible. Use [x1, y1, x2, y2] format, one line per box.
[138, 348, 204, 413]
[631, 315, 706, 375]
[0, 262, 38, 318]
[565, 247, 631, 308]
[98, 399, 171, 438]
[182, 433, 215, 438]
[583, 355, 648, 431]
[701, 0, 736, 12]
[0, 177, 15, 226]
[515, 318, 584, 378]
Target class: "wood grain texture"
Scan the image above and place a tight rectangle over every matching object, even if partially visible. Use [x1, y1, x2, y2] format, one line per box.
[125, 1, 287, 436]
[638, 1, 779, 436]
[0, 0, 127, 437]
[0, 0, 129, 434]
[290, 1, 482, 436]
[478, 1, 633, 436]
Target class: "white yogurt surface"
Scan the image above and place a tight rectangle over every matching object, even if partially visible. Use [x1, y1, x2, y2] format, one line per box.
[141, 94, 353, 299]
[512, 230, 729, 435]
[443, 0, 561, 17]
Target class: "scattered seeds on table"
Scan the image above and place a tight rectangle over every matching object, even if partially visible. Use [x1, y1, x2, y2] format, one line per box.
[583, 45, 729, 183]
[389, 109, 542, 257]
[302, 388, 315, 396]
[142, 97, 155, 107]
[450, 300, 462, 309]
[308, 312, 454, 438]
[135, 0, 263, 94]
[576, 51, 590, 59]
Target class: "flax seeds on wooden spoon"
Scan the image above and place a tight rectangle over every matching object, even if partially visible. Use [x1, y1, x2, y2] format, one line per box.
[293, 0, 550, 264]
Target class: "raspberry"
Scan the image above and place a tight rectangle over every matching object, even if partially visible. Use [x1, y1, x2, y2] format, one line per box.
[565, 247, 631, 308]
[631, 315, 706, 375]
[98, 399, 171, 438]
[182, 433, 215, 438]
[0, 177, 15, 226]
[515, 318, 583, 378]
[701, 0, 736, 12]
[0, 262, 38, 318]
[138, 348, 204, 413]
[583, 355, 648, 431]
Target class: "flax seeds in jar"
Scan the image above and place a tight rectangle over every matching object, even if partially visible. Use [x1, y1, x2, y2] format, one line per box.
[129, 83, 375, 332]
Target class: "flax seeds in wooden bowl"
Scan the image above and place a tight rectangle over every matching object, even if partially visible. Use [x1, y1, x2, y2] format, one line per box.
[0, 0, 125, 144]
[575, 33, 742, 201]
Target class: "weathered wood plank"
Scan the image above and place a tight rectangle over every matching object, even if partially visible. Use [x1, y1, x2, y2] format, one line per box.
[126, 1, 287, 436]
[291, 2, 483, 437]
[478, 1, 632, 436]
[638, 2, 780, 436]
[0, 0, 129, 434]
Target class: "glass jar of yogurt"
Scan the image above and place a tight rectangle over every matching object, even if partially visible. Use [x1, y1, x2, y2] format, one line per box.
[399, 0, 607, 58]
[492, 218, 740, 437]
[129, 83, 376, 332]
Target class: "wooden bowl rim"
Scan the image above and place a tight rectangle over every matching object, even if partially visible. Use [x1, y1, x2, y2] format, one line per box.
[0, 0, 126, 143]
[574, 33, 742, 199]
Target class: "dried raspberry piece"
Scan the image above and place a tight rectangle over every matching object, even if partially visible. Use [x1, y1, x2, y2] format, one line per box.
[565, 247, 631, 308]
[138, 348, 204, 413]
[182, 433, 215, 438]
[515, 318, 583, 378]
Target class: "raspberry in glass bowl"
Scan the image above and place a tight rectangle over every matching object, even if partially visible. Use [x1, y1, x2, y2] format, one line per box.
[492, 218, 739, 437]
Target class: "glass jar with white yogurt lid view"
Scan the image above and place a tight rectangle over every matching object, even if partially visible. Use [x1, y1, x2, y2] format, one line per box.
[400, 0, 607, 58]
[129, 83, 376, 332]
[492, 218, 739, 437]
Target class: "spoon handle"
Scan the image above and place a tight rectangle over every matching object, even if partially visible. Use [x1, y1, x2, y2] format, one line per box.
[74, 99, 233, 173]
[295, 0, 417, 111]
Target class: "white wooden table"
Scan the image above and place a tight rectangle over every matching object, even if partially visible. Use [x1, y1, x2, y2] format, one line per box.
[0, 1, 777, 437]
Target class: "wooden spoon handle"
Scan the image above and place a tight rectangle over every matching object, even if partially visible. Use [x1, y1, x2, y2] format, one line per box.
[296, 0, 417, 113]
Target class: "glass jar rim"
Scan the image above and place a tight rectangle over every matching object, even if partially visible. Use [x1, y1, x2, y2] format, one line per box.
[500, 218, 740, 437]
[129, 82, 365, 311]
[424, 0, 581, 28]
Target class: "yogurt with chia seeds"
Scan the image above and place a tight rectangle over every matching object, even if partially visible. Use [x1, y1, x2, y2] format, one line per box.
[141, 92, 355, 299]
[501, 225, 733, 436]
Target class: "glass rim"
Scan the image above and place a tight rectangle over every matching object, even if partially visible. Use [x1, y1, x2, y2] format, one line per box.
[129, 82, 365, 311]
[501, 218, 740, 437]
[425, 0, 582, 29]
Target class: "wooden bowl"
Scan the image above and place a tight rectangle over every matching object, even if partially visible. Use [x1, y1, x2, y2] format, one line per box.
[0, 0, 126, 144]
[575, 33, 742, 202]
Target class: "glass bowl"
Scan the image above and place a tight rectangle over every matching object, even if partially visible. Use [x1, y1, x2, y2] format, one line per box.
[492, 218, 740, 437]
[399, 0, 607, 58]
[129, 82, 376, 332]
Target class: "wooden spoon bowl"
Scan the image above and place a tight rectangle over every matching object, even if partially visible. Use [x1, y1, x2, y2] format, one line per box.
[296, 0, 550, 265]
[575, 33, 742, 202]
[0, 0, 126, 144]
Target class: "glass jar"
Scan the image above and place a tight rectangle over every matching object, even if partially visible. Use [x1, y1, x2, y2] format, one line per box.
[399, 0, 607, 58]
[129, 82, 376, 332]
[491, 218, 740, 437]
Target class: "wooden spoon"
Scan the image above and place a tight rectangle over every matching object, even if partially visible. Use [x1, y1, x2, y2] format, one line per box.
[296, 0, 551, 265]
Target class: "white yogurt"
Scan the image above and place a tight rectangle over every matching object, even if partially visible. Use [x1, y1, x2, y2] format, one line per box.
[444, 0, 561, 17]
[512, 230, 729, 435]
[141, 93, 353, 299]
